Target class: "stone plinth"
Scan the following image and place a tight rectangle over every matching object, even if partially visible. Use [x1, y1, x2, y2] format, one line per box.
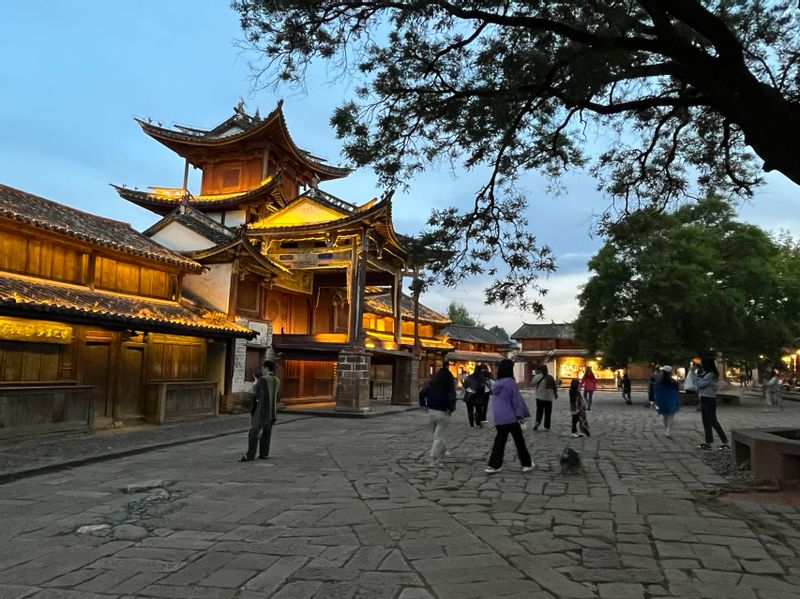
[335, 349, 371, 412]
[391, 355, 420, 406]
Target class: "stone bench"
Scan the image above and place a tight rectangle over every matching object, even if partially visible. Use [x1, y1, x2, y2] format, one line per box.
[732, 428, 800, 482]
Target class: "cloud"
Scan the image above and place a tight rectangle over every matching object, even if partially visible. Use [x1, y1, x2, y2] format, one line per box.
[418, 268, 590, 334]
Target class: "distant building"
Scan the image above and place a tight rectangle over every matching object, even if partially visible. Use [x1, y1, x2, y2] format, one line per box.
[441, 324, 513, 383]
[362, 292, 452, 399]
[511, 322, 615, 387]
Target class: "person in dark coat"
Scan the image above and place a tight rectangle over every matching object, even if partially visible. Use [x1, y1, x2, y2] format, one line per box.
[419, 364, 457, 467]
[462, 365, 482, 428]
[240, 360, 280, 462]
[621, 372, 632, 405]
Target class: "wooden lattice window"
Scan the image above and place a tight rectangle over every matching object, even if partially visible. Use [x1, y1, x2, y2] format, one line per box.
[237, 278, 260, 315]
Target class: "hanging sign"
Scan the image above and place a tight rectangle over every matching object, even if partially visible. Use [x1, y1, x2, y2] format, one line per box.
[0, 315, 73, 344]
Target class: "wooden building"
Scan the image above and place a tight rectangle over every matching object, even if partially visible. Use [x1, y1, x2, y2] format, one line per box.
[0, 185, 255, 437]
[512, 322, 616, 387]
[363, 292, 452, 397]
[115, 101, 420, 412]
[441, 324, 512, 384]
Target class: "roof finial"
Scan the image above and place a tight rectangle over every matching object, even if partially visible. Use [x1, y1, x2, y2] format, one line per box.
[254, 107, 260, 120]
[235, 98, 246, 116]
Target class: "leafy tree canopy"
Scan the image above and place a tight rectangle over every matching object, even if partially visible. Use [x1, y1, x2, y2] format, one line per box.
[447, 302, 479, 326]
[234, 1, 800, 310]
[573, 196, 800, 366]
[488, 325, 510, 341]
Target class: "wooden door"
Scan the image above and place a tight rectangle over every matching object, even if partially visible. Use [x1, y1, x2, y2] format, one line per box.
[118, 345, 145, 418]
[82, 342, 112, 417]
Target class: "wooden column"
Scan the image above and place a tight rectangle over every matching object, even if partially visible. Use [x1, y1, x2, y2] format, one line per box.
[393, 272, 402, 346]
[347, 231, 369, 346]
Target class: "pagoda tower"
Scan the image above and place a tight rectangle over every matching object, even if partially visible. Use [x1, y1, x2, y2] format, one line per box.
[116, 102, 420, 412]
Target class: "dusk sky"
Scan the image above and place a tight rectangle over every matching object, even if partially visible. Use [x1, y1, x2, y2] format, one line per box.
[2, 1, 798, 335]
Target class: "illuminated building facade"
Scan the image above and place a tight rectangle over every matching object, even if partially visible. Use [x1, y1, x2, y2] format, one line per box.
[440, 324, 513, 384]
[116, 102, 426, 412]
[0, 185, 254, 437]
[512, 322, 617, 387]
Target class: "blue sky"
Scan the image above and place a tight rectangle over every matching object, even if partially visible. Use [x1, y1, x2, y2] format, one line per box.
[1, 1, 797, 334]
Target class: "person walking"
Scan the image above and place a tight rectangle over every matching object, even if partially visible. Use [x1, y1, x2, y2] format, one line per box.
[419, 365, 457, 467]
[475, 364, 493, 426]
[696, 357, 730, 450]
[647, 375, 656, 408]
[240, 360, 280, 462]
[485, 358, 533, 474]
[532, 365, 558, 431]
[581, 366, 597, 410]
[621, 372, 632, 404]
[569, 378, 590, 438]
[462, 365, 483, 427]
[764, 365, 782, 408]
[654, 365, 679, 438]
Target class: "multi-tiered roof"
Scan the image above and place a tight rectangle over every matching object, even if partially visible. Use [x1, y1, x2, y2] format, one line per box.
[113, 101, 351, 216]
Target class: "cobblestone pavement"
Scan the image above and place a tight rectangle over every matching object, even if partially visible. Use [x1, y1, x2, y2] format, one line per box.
[1, 391, 799, 598]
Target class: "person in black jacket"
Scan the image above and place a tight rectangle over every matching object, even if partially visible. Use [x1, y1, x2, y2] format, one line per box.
[419, 364, 457, 467]
[240, 360, 280, 462]
[621, 372, 632, 405]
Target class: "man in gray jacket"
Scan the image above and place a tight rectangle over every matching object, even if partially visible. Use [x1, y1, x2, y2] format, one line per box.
[240, 360, 280, 461]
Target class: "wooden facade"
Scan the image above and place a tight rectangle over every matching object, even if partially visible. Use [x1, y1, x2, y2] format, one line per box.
[440, 324, 511, 385]
[118, 102, 439, 413]
[511, 322, 619, 387]
[0, 184, 254, 437]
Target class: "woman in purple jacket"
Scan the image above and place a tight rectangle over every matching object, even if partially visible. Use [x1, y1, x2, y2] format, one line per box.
[485, 359, 534, 474]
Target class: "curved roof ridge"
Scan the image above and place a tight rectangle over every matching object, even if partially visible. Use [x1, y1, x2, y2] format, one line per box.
[0, 184, 201, 271]
[135, 101, 350, 179]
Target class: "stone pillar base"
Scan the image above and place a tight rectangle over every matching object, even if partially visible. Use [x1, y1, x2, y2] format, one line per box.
[391, 355, 420, 406]
[219, 392, 252, 414]
[335, 348, 371, 412]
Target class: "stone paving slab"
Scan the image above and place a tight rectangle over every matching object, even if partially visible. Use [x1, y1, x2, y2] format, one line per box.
[0, 391, 799, 598]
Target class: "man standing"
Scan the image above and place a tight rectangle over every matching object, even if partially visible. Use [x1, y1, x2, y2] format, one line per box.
[240, 360, 280, 462]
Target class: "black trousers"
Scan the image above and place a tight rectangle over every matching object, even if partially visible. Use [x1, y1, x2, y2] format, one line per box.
[465, 398, 477, 427]
[246, 420, 273, 459]
[475, 395, 488, 423]
[535, 399, 552, 429]
[700, 398, 728, 444]
[571, 414, 581, 433]
[488, 422, 532, 469]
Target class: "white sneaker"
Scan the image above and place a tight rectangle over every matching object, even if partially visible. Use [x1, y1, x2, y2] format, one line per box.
[444, 450, 453, 457]
[571, 433, 582, 438]
[521, 465, 534, 472]
[665, 428, 672, 438]
[430, 460, 441, 468]
[484, 466, 502, 474]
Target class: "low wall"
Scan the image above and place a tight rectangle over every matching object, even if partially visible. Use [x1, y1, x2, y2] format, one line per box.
[146, 381, 218, 424]
[0, 384, 94, 439]
[732, 428, 800, 482]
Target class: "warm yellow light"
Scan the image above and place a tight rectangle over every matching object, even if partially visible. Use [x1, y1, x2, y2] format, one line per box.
[312, 333, 349, 343]
[250, 197, 345, 229]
